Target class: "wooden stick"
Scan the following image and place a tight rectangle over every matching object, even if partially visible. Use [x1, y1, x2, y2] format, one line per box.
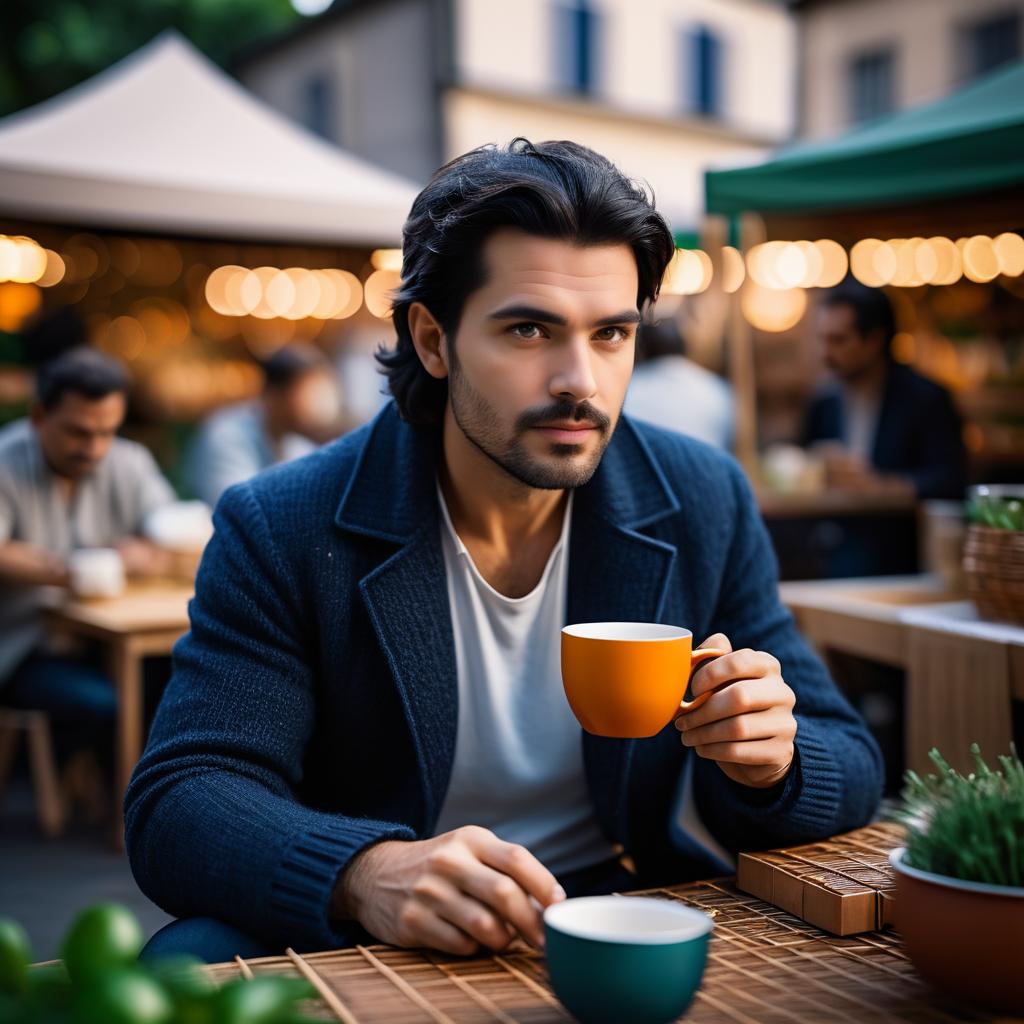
[233, 955, 254, 980]
[285, 948, 360, 1024]
[355, 945, 455, 1024]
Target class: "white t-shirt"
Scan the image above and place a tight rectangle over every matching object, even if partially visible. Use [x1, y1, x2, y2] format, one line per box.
[433, 483, 618, 876]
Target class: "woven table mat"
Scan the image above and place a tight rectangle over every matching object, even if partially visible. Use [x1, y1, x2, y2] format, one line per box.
[205, 878, 1000, 1023]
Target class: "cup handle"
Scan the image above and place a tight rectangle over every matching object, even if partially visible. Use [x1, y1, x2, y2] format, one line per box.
[678, 648, 727, 714]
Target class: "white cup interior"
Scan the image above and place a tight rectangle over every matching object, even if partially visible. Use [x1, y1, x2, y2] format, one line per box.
[562, 622, 691, 642]
[545, 896, 714, 944]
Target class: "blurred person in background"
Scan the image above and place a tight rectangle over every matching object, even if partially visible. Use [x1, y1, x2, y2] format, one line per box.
[802, 281, 967, 500]
[186, 343, 343, 507]
[0, 347, 176, 788]
[623, 318, 734, 450]
[800, 282, 967, 576]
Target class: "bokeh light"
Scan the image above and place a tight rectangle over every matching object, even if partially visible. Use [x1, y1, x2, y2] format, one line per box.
[721, 246, 746, 293]
[739, 282, 807, 332]
[364, 269, 401, 318]
[663, 249, 712, 295]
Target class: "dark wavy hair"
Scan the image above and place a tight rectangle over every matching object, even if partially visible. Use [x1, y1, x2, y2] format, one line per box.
[376, 138, 676, 426]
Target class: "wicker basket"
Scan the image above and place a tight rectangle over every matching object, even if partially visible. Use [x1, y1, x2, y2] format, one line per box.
[963, 524, 1024, 625]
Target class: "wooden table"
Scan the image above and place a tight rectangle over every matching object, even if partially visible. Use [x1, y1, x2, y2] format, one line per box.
[202, 877, 1006, 1022]
[780, 574, 1024, 774]
[43, 580, 192, 845]
[757, 488, 918, 519]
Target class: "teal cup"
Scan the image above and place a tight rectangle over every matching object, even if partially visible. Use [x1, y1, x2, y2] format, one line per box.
[543, 895, 713, 1024]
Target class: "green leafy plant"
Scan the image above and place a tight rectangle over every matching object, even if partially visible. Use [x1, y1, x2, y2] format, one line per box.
[0, 904, 316, 1023]
[967, 493, 1024, 531]
[897, 744, 1024, 888]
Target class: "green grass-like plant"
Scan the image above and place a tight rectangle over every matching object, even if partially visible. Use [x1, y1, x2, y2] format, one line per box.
[967, 494, 1024, 531]
[897, 744, 1024, 889]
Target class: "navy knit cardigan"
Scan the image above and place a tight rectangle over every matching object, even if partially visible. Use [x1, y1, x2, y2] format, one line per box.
[125, 403, 883, 951]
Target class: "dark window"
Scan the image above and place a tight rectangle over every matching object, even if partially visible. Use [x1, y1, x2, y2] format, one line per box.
[963, 11, 1021, 80]
[556, 1, 600, 95]
[686, 25, 722, 117]
[849, 49, 895, 125]
[302, 72, 333, 139]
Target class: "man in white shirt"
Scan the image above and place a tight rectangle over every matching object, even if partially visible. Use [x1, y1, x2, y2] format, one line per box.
[130, 140, 883, 963]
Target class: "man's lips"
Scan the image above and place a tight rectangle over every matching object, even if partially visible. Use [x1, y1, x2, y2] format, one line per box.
[532, 422, 598, 444]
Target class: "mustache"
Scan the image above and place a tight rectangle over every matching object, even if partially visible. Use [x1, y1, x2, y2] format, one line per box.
[515, 399, 611, 434]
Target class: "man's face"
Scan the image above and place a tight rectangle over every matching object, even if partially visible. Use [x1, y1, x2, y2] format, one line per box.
[444, 229, 640, 490]
[31, 391, 126, 479]
[817, 302, 885, 382]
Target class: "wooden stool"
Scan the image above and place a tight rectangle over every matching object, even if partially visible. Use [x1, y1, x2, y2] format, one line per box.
[0, 709, 65, 837]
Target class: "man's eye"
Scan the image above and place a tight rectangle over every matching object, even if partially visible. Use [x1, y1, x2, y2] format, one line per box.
[596, 326, 630, 342]
[511, 323, 543, 339]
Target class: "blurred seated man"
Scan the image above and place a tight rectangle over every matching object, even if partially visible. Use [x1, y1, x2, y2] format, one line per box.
[186, 344, 343, 507]
[623, 319, 734, 450]
[0, 347, 176, 781]
[802, 282, 967, 500]
[800, 282, 967, 575]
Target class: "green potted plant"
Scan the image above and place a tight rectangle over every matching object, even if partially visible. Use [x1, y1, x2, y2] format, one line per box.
[889, 744, 1024, 1013]
[963, 484, 1024, 624]
[0, 903, 315, 1023]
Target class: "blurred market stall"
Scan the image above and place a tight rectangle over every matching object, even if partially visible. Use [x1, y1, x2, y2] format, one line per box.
[0, 31, 419, 481]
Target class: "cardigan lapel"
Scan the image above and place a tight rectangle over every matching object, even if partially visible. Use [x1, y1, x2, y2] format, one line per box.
[335, 407, 457, 834]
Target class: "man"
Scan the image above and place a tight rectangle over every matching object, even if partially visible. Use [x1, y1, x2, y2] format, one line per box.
[128, 140, 883, 962]
[801, 282, 967, 575]
[803, 282, 967, 499]
[624, 319, 734, 449]
[0, 346, 176, 773]
[185, 344, 343, 507]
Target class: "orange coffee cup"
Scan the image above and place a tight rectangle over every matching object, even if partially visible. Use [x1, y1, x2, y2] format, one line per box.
[561, 622, 725, 738]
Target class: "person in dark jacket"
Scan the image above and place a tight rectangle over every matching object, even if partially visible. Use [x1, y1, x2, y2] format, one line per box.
[802, 282, 967, 500]
[799, 282, 967, 576]
[127, 140, 884, 962]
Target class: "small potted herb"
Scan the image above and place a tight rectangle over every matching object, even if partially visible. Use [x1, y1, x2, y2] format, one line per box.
[889, 744, 1024, 1013]
[964, 484, 1024, 624]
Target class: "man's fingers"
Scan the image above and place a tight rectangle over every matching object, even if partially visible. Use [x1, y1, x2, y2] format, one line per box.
[676, 676, 792, 730]
[455, 861, 547, 948]
[473, 833, 564, 909]
[414, 876, 515, 951]
[689, 649, 781, 698]
[690, 738, 793, 766]
[397, 900, 479, 957]
[679, 707, 796, 749]
[696, 633, 731, 653]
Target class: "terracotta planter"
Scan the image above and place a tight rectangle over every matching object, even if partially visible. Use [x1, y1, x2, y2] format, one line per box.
[889, 848, 1024, 1013]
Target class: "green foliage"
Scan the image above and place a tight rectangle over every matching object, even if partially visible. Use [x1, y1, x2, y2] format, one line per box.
[0, 0, 301, 118]
[897, 744, 1024, 888]
[0, 905, 315, 1024]
[967, 492, 1024, 531]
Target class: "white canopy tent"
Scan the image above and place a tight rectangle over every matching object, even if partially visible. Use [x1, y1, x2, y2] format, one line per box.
[0, 31, 420, 246]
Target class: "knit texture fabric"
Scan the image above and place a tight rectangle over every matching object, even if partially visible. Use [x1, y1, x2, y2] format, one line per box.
[125, 403, 884, 950]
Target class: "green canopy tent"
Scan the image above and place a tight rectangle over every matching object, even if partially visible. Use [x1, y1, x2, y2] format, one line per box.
[705, 60, 1024, 240]
[700, 61, 1024, 471]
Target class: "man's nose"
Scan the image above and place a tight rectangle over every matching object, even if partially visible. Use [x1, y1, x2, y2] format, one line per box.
[549, 336, 598, 402]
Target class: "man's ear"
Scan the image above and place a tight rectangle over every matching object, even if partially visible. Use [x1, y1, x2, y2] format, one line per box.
[29, 400, 45, 427]
[407, 302, 450, 380]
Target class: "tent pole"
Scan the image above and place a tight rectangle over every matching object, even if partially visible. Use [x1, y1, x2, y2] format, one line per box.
[727, 213, 760, 475]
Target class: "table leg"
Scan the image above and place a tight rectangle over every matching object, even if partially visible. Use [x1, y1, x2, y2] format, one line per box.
[108, 638, 143, 850]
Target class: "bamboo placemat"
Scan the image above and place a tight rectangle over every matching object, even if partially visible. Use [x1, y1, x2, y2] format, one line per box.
[205, 875, 1000, 1022]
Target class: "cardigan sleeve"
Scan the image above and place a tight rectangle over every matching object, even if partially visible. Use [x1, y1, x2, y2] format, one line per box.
[692, 460, 885, 851]
[124, 482, 414, 952]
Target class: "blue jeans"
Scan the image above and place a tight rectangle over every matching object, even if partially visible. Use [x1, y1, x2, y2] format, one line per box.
[2, 654, 116, 772]
[141, 856, 639, 962]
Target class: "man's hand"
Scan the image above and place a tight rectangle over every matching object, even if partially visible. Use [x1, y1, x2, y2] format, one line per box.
[0, 541, 70, 588]
[332, 826, 566, 956]
[114, 537, 172, 578]
[675, 634, 797, 789]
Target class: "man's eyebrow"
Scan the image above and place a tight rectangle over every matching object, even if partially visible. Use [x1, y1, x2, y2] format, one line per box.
[487, 304, 641, 327]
